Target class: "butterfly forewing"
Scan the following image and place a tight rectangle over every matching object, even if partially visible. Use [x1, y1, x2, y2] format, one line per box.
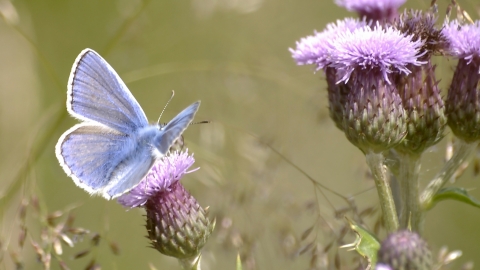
[155, 101, 200, 155]
[68, 49, 149, 134]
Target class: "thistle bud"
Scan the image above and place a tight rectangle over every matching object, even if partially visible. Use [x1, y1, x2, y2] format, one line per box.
[443, 20, 480, 142]
[344, 71, 407, 153]
[145, 181, 215, 259]
[118, 151, 215, 262]
[290, 21, 425, 153]
[377, 230, 432, 270]
[395, 63, 446, 154]
[289, 18, 368, 131]
[328, 24, 424, 153]
[394, 10, 447, 59]
[446, 58, 480, 142]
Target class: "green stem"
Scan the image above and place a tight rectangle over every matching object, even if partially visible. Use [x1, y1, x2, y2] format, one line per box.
[178, 254, 202, 270]
[397, 152, 421, 231]
[420, 139, 477, 211]
[365, 151, 399, 233]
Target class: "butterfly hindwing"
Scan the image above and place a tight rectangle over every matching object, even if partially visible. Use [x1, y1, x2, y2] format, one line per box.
[56, 124, 135, 195]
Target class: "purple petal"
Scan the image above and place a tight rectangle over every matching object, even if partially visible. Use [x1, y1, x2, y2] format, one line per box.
[290, 18, 369, 70]
[117, 150, 197, 208]
[442, 20, 480, 64]
[335, 0, 406, 13]
[328, 23, 425, 83]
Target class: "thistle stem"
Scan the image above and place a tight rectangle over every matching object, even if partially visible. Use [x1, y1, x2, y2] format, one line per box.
[178, 253, 202, 270]
[397, 152, 421, 231]
[365, 151, 399, 233]
[420, 139, 477, 211]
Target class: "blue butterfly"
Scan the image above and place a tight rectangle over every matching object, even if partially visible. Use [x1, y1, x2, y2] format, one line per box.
[55, 48, 200, 199]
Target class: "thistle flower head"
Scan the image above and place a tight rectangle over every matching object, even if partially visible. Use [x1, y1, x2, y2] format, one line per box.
[335, 0, 406, 22]
[444, 21, 480, 142]
[390, 15, 452, 151]
[395, 63, 446, 154]
[442, 20, 480, 63]
[377, 230, 432, 270]
[117, 151, 214, 261]
[291, 20, 425, 82]
[291, 20, 426, 150]
[290, 18, 368, 132]
[329, 23, 425, 84]
[330, 24, 425, 152]
[118, 151, 197, 208]
[291, 19, 426, 151]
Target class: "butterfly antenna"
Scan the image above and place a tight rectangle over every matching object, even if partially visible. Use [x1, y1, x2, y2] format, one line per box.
[157, 90, 175, 125]
[191, 120, 210, 125]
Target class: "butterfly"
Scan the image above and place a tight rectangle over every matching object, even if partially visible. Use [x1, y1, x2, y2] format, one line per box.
[55, 48, 200, 200]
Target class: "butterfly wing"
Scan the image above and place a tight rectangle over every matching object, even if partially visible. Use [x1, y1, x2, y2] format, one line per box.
[67, 48, 149, 133]
[56, 124, 132, 194]
[155, 101, 201, 154]
[56, 124, 157, 199]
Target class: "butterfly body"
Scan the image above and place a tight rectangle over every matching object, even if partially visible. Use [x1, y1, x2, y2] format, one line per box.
[56, 49, 200, 200]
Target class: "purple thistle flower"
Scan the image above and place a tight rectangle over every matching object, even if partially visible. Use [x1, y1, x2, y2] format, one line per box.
[377, 230, 432, 270]
[329, 23, 426, 84]
[327, 23, 424, 152]
[336, 0, 406, 22]
[442, 20, 480, 63]
[291, 19, 426, 151]
[118, 150, 214, 262]
[444, 20, 480, 142]
[289, 18, 368, 70]
[391, 11, 447, 154]
[118, 150, 198, 208]
[291, 20, 425, 83]
[290, 18, 368, 130]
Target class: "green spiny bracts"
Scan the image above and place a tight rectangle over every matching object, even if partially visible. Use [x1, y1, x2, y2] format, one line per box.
[446, 59, 480, 142]
[327, 67, 351, 131]
[343, 71, 407, 153]
[145, 181, 215, 259]
[395, 63, 446, 154]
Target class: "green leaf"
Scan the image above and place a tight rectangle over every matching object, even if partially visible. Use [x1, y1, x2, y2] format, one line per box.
[428, 187, 480, 210]
[342, 217, 380, 269]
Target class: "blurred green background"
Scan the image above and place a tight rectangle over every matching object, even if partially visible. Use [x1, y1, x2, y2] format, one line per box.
[0, 0, 479, 269]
